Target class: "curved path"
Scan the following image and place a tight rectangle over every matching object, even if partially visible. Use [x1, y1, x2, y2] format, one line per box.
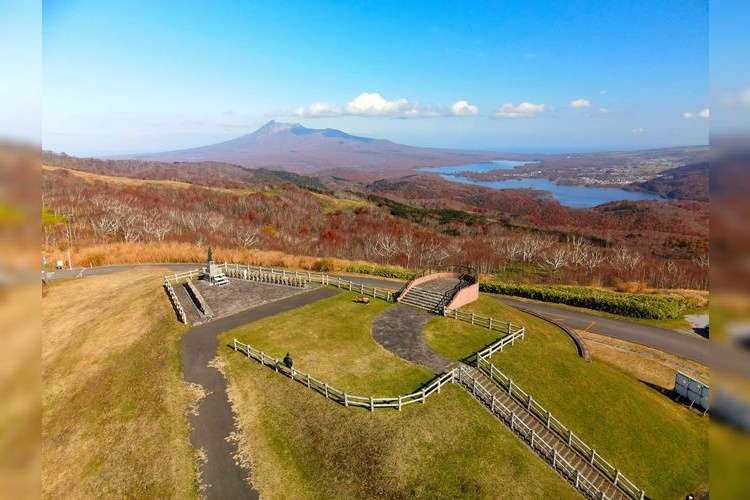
[371, 304, 454, 373]
[496, 297, 710, 365]
[182, 287, 339, 499]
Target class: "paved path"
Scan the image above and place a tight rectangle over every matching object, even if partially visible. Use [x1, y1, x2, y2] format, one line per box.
[496, 297, 710, 365]
[371, 304, 454, 373]
[182, 287, 339, 499]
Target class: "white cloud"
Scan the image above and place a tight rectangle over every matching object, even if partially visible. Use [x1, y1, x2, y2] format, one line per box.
[631, 127, 644, 135]
[570, 98, 591, 109]
[682, 108, 709, 120]
[741, 90, 750, 105]
[494, 102, 546, 119]
[294, 102, 343, 117]
[450, 100, 479, 116]
[345, 92, 415, 117]
[598, 89, 609, 95]
[294, 93, 480, 119]
[597, 107, 610, 115]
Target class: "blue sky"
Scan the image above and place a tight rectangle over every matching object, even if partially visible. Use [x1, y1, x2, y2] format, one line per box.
[40, 0, 711, 155]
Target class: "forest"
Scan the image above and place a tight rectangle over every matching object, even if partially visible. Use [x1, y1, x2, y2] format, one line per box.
[41, 152, 709, 290]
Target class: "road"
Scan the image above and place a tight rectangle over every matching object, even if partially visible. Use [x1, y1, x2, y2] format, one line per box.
[496, 297, 710, 365]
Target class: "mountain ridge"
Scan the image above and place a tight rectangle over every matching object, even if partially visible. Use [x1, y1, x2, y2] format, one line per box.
[106, 120, 502, 172]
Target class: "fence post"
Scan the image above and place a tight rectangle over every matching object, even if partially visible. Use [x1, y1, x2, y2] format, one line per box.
[489, 317, 493, 330]
[344, 393, 348, 407]
[275, 361, 279, 372]
[568, 430, 573, 445]
[491, 394, 496, 413]
[338, 276, 341, 287]
[527, 395, 532, 410]
[454, 310, 458, 320]
[348, 281, 352, 291]
[370, 397, 374, 412]
[546, 411, 551, 429]
[575, 470, 580, 489]
[590, 449, 596, 465]
[290, 368, 295, 379]
[421, 389, 426, 403]
[531, 429, 535, 448]
[398, 395, 402, 411]
[437, 378, 441, 393]
[508, 379, 513, 395]
[639, 490, 645, 500]
[472, 377, 477, 395]
[552, 449, 557, 468]
[471, 313, 475, 324]
[614, 470, 620, 486]
[307, 271, 311, 281]
[324, 383, 329, 398]
[306, 375, 311, 388]
[260, 352, 265, 364]
[510, 411, 515, 429]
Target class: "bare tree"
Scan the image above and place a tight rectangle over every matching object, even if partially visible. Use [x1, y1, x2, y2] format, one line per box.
[609, 247, 642, 275]
[540, 246, 569, 273]
[237, 227, 260, 248]
[90, 217, 118, 243]
[365, 232, 399, 265]
[399, 233, 416, 269]
[520, 233, 553, 263]
[567, 235, 591, 268]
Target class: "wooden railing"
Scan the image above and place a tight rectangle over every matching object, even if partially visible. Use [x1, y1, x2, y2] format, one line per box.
[233, 339, 454, 411]
[455, 366, 620, 499]
[475, 358, 644, 499]
[443, 307, 526, 339]
[164, 268, 202, 284]
[218, 263, 396, 302]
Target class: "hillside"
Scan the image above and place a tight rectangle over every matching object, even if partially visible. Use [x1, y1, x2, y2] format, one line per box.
[42, 152, 709, 290]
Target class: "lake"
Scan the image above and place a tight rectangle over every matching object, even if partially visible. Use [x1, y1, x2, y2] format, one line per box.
[417, 161, 663, 209]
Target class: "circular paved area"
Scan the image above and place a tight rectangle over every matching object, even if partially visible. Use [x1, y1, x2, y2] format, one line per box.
[371, 303, 454, 373]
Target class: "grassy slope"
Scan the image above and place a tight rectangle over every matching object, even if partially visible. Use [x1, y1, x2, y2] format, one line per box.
[42, 268, 196, 499]
[425, 294, 708, 498]
[219, 292, 579, 499]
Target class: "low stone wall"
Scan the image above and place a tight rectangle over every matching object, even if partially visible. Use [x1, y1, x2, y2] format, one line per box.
[446, 283, 479, 310]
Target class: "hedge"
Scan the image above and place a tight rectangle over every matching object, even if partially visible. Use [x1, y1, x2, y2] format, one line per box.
[480, 282, 690, 320]
[344, 263, 417, 280]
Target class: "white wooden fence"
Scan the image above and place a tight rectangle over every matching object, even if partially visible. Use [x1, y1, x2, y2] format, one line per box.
[233, 339, 455, 411]
[443, 306, 526, 340]
[475, 358, 644, 499]
[456, 366, 620, 499]
[163, 280, 186, 323]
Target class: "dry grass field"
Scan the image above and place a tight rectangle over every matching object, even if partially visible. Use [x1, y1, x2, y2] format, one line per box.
[42, 268, 197, 499]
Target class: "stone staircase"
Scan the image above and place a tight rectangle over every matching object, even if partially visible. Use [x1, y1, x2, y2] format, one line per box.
[398, 286, 445, 312]
[457, 366, 629, 500]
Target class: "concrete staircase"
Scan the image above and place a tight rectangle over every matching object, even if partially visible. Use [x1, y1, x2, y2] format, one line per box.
[212, 272, 230, 286]
[457, 366, 629, 500]
[398, 286, 444, 313]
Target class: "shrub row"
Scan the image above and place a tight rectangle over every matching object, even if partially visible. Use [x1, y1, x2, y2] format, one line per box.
[344, 263, 417, 280]
[480, 282, 691, 319]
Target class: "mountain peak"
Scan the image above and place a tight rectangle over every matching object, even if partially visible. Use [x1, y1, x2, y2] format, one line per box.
[255, 120, 305, 135]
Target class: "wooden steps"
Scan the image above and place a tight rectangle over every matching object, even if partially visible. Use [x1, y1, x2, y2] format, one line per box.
[457, 366, 630, 500]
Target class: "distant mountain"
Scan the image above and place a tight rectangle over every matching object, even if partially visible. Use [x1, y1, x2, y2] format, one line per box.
[109, 120, 501, 173]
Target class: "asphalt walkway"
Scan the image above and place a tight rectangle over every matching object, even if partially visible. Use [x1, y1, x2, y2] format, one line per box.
[371, 303, 454, 373]
[181, 286, 339, 499]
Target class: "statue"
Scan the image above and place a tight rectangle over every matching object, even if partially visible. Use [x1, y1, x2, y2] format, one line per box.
[207, 246, 213, 264]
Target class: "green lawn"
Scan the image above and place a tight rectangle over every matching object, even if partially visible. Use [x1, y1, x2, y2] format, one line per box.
[425, 293, 708, 499]
[223, 291, 433, 395]
[219, 291, 580, 499]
